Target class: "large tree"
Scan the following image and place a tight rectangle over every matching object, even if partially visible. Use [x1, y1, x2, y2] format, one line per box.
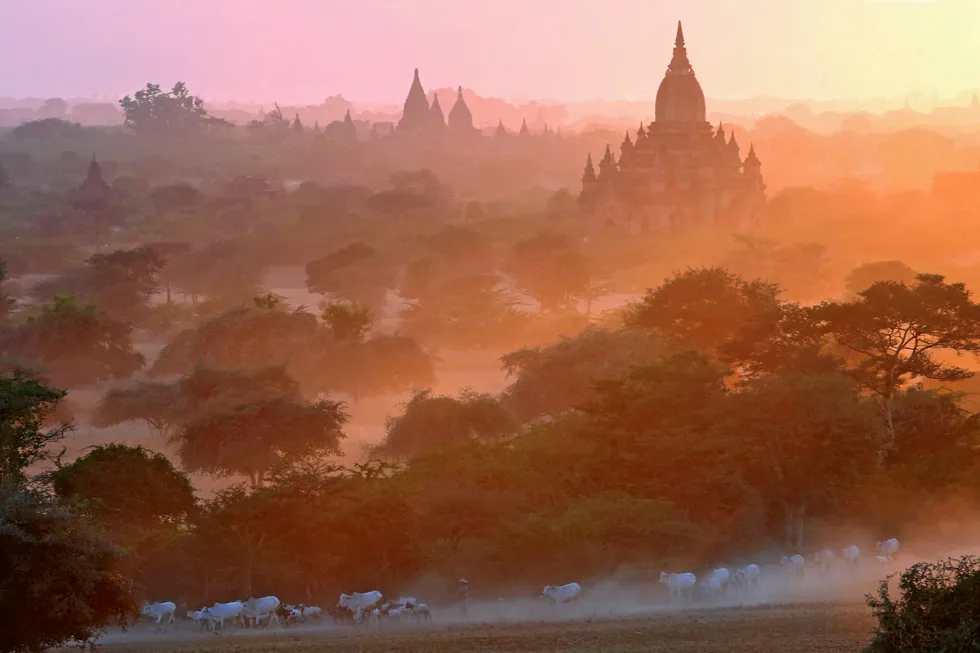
[507, 233, 589, 312]
[0, 485, 138, 652]
[0, 371, 70, 484]
[0, 295, 144, 388]
[378, 389, 516, 458]
[50, 443, 196, 547]
[119, 82, 227, 137]
[713, 373, 879, 550]
[305, 242, 394, 312]
[500, 327, 663, 421]
[90, 381, 180, 438]
[170, 367, 348, 488]
[626, 267, 782, 355]
[812, 274, 980, 461]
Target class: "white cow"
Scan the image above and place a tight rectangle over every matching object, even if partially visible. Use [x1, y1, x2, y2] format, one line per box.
[781, 555, 805, 583]
[142, 602, 176, 630]
[339, 591, 383, 612]
[203, 601, 246, 630]
[733, 564, 761, 597]
[876, 555, 890, 567]
[700, 568, 731, 600]
[543, 582, 582, 604]
[340, 591, 383, 626]
[842, 545, 861, 571]
[243, 596, 281, 628]
[876, 538, 900, 560]
[395, 596, 418, 608]
[814, 549, 835, 575]
[659, 572, 697, 604]
[411, 602, 432, 624]
[293, 605, 321, 620]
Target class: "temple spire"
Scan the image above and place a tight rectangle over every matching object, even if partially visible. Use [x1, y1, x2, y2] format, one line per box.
[398, 67, 431, 133]
[429, 93, 446, 132]
[519, 118, 530, 137]
[448, 86, 475, 134]
[667, 20, 693, 74]
[495, 119, 507, 139]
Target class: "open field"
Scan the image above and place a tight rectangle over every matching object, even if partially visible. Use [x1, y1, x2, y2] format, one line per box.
[86, 601, 874, 653]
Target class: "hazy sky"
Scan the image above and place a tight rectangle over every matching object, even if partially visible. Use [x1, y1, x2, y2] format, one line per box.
[2, 0, 978, 105]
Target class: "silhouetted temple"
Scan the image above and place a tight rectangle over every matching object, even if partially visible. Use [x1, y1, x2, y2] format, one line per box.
[397, 70, 479, 137]
[580, 22, 766, 230]
[71, 154, 111, 211]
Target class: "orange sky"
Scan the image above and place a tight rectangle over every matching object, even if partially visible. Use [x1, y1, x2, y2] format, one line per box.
[1, 0, 978, 104]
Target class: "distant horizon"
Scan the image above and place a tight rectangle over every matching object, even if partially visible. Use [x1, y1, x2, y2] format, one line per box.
[2, 0, 978, 109]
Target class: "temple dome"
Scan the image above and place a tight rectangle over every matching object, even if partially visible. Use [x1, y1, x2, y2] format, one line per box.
[654, 22, 706, 125]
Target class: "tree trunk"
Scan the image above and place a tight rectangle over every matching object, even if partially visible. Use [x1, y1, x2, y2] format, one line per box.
[783, 501, 807, 551]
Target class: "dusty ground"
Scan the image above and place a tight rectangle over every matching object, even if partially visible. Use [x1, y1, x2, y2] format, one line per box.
[85, 601, 874, 653]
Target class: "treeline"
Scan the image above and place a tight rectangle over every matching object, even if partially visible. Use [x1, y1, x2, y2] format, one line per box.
[5, 266, 980, 631]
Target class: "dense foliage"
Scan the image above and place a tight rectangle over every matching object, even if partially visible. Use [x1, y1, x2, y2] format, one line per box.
[865, 556, 980, 653]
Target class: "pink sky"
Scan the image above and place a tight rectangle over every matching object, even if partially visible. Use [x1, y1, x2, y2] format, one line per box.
[1, 0, 978, 105]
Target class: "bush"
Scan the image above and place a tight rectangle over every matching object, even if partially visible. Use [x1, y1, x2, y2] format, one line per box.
[865, 556, 980, 653]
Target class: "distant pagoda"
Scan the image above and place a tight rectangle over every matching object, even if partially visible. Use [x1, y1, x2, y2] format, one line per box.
[579, 22, 766, 230]
[71, 154, 111, 211]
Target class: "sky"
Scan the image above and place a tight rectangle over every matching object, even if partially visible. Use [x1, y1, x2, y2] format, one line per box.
[1, 0, 978, 105]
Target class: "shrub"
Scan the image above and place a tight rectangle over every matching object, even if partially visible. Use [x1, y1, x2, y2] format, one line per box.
[865, 556, 980, 653]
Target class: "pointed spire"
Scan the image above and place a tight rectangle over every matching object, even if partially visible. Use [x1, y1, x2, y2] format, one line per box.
[429, 93, 446, 132]
[495, 119, 507, 139]
[667, 20, 693, 74]
[636, 123, 646, 143]
[313, 120, 321, 133]
[744, 143, 760, 166]
[582, 153, 597, 183]
[519, 118, 530, 137]
[340, 109, 358, 142]
[448, 86, 476, 135]
[292, 113, 304, 132]
[398, 67, 431, 133]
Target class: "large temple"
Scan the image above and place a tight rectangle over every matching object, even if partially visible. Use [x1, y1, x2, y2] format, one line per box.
[397, 69, 478, 137]
[579, 22, 766, 230]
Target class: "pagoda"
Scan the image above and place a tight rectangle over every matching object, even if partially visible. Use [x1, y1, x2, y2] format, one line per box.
[579, 22, 766, 230]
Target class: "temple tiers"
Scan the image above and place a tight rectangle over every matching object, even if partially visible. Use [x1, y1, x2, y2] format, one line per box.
[398, 69, 431, 133]
[72, 154, 111, 211]
[448, 86, 477, 135]
[579, 21, 766, 230]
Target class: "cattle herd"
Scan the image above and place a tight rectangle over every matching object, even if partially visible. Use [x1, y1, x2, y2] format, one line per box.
[137, 538, 902, 634]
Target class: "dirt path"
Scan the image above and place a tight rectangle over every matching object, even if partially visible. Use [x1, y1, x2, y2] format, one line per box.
[86, 602, 873, 653]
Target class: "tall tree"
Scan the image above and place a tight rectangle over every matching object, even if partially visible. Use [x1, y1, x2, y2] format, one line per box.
[379, 389, 516, 458]
[119, 82, 228, 137]
[90, 381, 180, 438]
[812, 274, 980, 462]
[0, 371, 70, 484]
[713, 373, 879, 550]
[305, 242, 394, 312]
[0, 485, 137, 652]
[50, 443, 196, 547]
[0, 295, 144, 388]
[626, 267, 782, 355]
[507, 233, 589, 312]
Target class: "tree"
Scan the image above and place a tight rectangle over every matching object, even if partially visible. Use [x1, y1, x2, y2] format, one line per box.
[508, 233, 589, 312]
[0, 295, 144, 388]
[378, 389, 516, 458]
[0, 371, 70, 484]
[0, 485, 137, 652]
[400, 273, 530, 349]
[32, 247, 164, 325]
[119, 82, 227, 137]
[844, 260, 917, 297]
[305, 243, 394, 312]
[626, 267, 782, 354]
[166, 239, 266, 306]
[812, 274, 980, 462]
[50, 444, 196, 543]
[320, 300, 372, 341]
[90, 382, 180, 438]
[169, 367, 348, 487]
[865, 556, 980, 653]
[149, 302, 319, 378]
[500, 327, 663, 421]
[713, 373, 879, 550]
